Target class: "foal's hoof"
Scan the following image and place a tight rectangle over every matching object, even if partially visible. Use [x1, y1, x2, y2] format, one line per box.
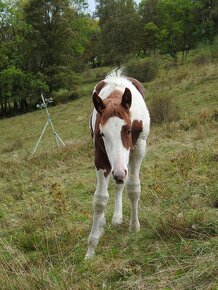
[112, 215, 123, 225]
[129, 221, 140, 232]
[84, 250, 95, 260]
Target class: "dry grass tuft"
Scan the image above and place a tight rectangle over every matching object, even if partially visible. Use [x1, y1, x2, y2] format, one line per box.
[149, 93, 180, 124]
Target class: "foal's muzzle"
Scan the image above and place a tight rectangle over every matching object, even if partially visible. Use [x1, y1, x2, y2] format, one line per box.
[112, 169, 127, 184]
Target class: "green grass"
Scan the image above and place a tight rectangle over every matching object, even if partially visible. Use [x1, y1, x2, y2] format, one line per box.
[0, 56, 218, 289]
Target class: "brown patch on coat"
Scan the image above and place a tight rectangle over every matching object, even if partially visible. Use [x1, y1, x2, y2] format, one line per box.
[95, 80, 106, 94]
[121, 124, 132, 149]
[94, 114, 111, 177]
[127, 77, 145, 98]
[89, 113, 94, 138]
[131, 120, 143, 147]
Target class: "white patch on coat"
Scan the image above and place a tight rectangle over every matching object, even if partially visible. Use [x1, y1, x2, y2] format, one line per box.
[100, 117, 129, 178]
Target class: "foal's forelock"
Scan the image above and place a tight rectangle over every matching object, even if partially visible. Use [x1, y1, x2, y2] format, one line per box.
[99, 90, 131, 126]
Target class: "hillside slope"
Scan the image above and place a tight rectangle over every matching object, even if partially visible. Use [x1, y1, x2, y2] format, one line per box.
[0, 57, 217, 289]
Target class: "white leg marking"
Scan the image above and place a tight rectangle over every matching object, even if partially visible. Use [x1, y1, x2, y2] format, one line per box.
[112, 183, 125, 225]
[127, 139, 146, 232]
[85, 170, 110, 259]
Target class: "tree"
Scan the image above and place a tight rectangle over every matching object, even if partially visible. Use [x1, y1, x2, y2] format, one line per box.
[138, 0, 161, 55]
[82, 18, 101, 67]
[0, 0, 30, 116]
[22, 0, 76, 69]
[0, 0, 27, 70]
[22, 0, 82, 97]
[143, 22, 160, 55]
[199, 0, 218, 43]
[0, 66, 48, 116]
[158, 0, 203, 63]
[96, 0, 140, 65]
[0, 0, 82, 116]
[140, 0, 204, 63]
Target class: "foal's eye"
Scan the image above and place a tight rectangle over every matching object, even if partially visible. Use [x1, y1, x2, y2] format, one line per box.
[127, 129, 131, 134]
[98, 133, 104, 138]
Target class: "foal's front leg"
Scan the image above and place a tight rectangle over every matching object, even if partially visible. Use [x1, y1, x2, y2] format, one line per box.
[112, 183, 125, 225]
[127, 139, 146, 231]
[85, 169, 110, 259]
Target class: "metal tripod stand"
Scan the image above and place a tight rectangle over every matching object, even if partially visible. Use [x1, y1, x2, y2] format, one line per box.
[31, 94, 65, 156]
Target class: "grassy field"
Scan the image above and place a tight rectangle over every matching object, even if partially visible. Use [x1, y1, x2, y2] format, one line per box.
[0, 52, 217, 289]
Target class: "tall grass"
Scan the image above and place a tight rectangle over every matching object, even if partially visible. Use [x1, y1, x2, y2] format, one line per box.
[0, 50, 218, 289]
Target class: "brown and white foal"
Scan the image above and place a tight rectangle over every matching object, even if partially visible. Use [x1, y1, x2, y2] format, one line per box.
[85, 69, 150, 259]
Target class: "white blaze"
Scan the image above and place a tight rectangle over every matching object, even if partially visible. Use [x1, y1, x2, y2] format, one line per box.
[100, 117, 129, 178]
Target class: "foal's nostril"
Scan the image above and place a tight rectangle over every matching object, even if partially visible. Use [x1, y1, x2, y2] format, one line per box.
[112, 169, 127, 184]
[113, 175, 124, 184]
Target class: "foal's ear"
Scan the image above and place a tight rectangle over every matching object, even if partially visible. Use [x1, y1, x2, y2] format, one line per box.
[121, 88, 132, 109]
[93, 92, 106, 114]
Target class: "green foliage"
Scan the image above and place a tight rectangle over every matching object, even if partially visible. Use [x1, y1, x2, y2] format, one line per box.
[45, 66, 81, 99]
[1, 0, 218, 117]
[157, 0, 202, 61]
[143, 22, 160, 53]
[96, 0, 140, 65]
[0, 66, 48, 115]
[51, 88, 79, 103]
[139, 0, 160, 54]
[0, 66, 25, 98]
[139, 0, 218, 62]
[126, 57, 159, 82]
[82, 17, 101, 67]
[0, 0, 99, 116]
[22, 0, 79, 80]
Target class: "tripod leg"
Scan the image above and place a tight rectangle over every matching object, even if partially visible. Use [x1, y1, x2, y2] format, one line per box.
[50, 119, 65, 147]
[31, 121, 49, 156]
[54, 132, 65, 146]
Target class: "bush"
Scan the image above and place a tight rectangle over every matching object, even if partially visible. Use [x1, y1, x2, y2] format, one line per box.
[51, 88, 79, 104]
[126, 57, 159, 82]
[211, 36, 218, 60]
[193, 38, 218, 65]
[45, 66, 81, 103]
[149, 93, 180, 124]
[193, 48, 213, 65]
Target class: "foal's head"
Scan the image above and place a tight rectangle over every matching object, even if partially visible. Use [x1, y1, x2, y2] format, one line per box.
[93, 88, 133, 184]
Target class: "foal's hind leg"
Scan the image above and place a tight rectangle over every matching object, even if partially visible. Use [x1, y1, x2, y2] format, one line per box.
[85, 169, 109, 259]
[127, 139, 146, 231]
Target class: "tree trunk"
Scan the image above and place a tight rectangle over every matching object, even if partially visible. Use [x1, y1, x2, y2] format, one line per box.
[14, 100, 18, 113]
[0, 101, 4, 116]
[20, 98, 28, 113]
